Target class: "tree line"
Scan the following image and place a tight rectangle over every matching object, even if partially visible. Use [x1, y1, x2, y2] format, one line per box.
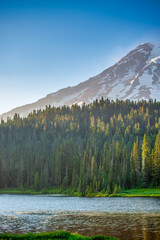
[0, 98, 160, 195]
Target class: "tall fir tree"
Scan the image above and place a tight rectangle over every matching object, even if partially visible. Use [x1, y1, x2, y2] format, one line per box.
[142, 134, 151, 186]
[153, 131, 160, 185]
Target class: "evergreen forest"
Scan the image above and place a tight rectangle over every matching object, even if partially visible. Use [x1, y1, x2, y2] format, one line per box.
[0, 98, 160, 195]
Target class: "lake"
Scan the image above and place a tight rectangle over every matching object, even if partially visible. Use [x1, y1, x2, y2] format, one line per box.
[0, 194, 160, 240]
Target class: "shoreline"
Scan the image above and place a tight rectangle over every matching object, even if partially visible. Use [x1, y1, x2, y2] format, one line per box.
[0, 188, 160, 197]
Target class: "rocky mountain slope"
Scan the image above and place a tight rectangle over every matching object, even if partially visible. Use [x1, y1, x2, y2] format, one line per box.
[1, 42, 160, 120]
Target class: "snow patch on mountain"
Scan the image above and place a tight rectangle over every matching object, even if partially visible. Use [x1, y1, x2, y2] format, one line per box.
[52, 88, 88, 106]
[151, 56, 160, 64]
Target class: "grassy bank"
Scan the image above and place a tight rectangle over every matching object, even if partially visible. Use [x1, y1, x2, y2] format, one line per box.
[0, 188, 69, 195]
[0, 188, 160, 197]
[0, 230, 118, 240]
[73, 188, 160, 197]
[117, 188, 160, 197]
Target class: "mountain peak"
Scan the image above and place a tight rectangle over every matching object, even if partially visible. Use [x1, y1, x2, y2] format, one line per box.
[1, 42, 160, 120]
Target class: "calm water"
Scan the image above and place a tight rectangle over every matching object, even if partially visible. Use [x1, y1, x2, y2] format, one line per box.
[0, 194, 160, 240]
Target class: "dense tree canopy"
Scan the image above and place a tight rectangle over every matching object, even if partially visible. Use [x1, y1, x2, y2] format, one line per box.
[0, 98, 160, 194]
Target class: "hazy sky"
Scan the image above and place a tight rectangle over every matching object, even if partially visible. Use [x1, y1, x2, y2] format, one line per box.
[0, 0, 160, 114]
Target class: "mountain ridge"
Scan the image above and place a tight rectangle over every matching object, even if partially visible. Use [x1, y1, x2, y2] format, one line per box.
[1, 42, 160, 120]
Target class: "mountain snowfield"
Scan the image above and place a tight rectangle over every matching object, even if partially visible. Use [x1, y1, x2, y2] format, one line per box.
[1, 42, 160, 120]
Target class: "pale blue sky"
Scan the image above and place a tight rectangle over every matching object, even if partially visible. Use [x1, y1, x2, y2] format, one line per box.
[0, 0, 160, 114]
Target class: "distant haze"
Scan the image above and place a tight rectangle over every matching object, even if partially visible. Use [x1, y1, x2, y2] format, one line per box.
[0, 0, 160, 114]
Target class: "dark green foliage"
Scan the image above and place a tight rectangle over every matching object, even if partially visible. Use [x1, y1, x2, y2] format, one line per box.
[142, 134, 152, 186]
[153, 131, 160, 185]
[0, 230, 118, 240]
[92, 236, 115, 240]
[0, 99, 160, 193]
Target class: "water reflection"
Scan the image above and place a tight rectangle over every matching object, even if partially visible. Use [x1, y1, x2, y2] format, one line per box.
[0, 195, 160, 240]
[0, 211, 160, 240]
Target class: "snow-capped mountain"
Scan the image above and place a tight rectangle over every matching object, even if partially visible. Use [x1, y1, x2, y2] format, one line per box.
[1, 42, 160, 120]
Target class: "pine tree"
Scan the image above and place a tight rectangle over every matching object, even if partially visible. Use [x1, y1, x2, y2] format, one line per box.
[153, 131, 160, 185]
[142, 134, 151, 186]
[0, 155, 3, 188]
[34, 172, 40, 190]
[130, 138, 140, 187]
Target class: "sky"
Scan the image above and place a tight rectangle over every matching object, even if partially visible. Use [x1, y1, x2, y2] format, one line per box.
[0, 0, 160, 114]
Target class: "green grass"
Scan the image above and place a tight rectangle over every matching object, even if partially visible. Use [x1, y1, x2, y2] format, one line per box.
[73, 188, 160, 197]
[72, 188, 160, 197]
[0, 230, 118, 240]
[0, 188, 68, 195]
[0, 188, 160, 197]
[119, 188, 160, 197]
